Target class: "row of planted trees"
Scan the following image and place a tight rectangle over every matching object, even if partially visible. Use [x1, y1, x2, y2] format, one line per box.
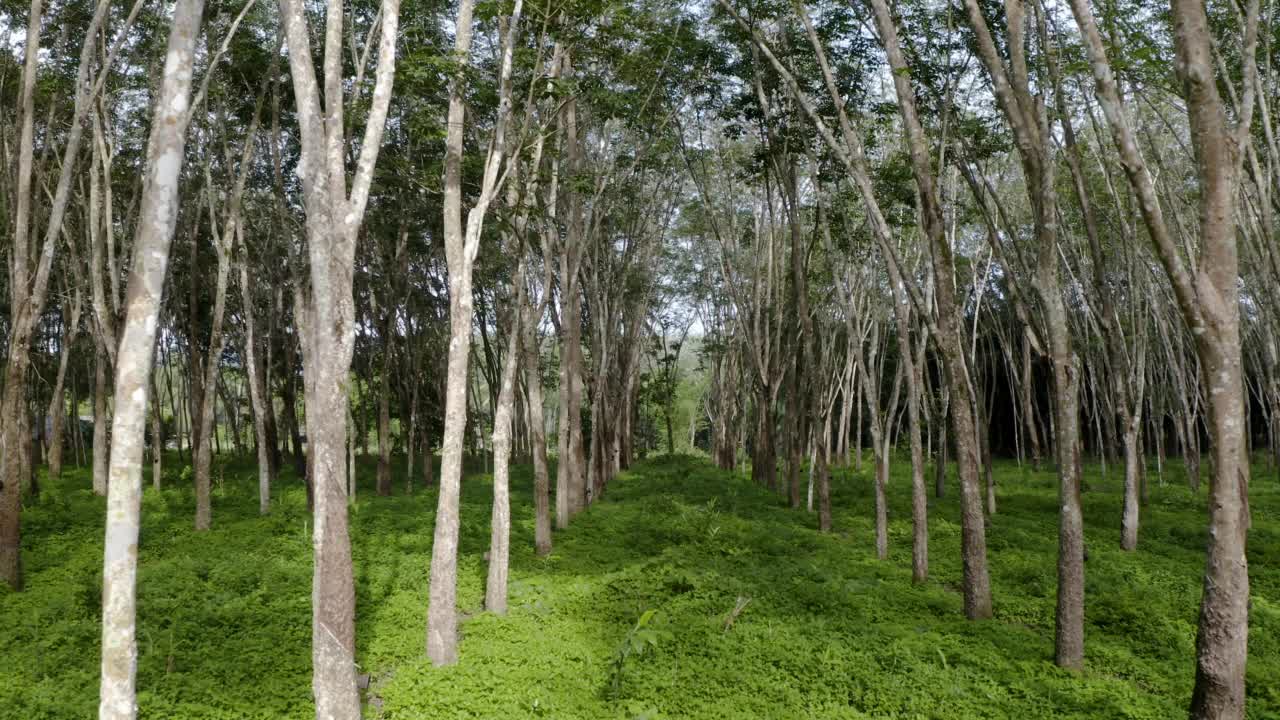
[683, 0, 1273, 717]
[1, 0, 1276, 717]
[1, 0, 688, 715]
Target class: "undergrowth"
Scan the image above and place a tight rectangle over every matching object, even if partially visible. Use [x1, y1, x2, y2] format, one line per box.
[1, 452, 1277, 718]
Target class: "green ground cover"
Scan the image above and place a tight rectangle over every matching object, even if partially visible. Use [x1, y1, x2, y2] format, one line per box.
[2, 453, 1277, 719]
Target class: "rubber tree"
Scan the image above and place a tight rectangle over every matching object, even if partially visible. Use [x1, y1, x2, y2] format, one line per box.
[98, 0, 206, 713]
[1065, 0, 1258, 712]
[276, 0, 401, 709]
[426, 0, 521, 665]
[1, 0, 127, 589]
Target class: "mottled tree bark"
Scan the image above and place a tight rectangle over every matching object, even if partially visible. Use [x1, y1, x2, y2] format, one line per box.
[240, 251, 273, 514]
[522, 304, 552, 556]
[1020, 333, 1041, 470]
[150, 375, 163, 491]
[486, 258, 525, 614]
[783, 158, 809, 510]
[1066, 0, 1256, 709]
[427, 0, 517, 665]
[0, 0, 113, 589]
[958, 0, 1081, 650]
[97, 0, 204, 713]
[277, 0, 400, 709]
[93, 345, 111, 496]
[47, 291, 83, 480]
[193, 186, 233, 531]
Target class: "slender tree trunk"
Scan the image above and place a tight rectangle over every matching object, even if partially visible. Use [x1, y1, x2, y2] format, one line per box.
[48, 293, 83, 480]
[281, 359, 306, 482]
[74, 377, 87, 468]
[853, 380, 863, 472]
[982, 400, 997, 516]
[0, 0, 48, 587]
[559, 266, 587, 515]
[240, 256, 273, 514]
[875, 440, 889, 560]
[376, 348, 392, 496]
[934, 392, 948, 498]
[187, 246, 205, 459]
[98, 0, 204, 712]
[93, 345, 111, 496]
[150, 375, 163, 491]
[193, 263, 228, 530]
[486, 266, 524, 614]
[347, 405, 357, 501]
[427, 0, 518, 665]
[555, 362, 571, 528]
[907, 356, 927, 582]
[522, 303, 552, 556]
[1021, 336, 1042, 470]
[887, 254, 927, 581]
[816, 420, 832, 532]
[218, 378, 242, 457]
[1066, 0, 1256, 706]
[0, 0, 110, 590]
[784, 164, 809, 509]
[405, 381, 417, 493]
[421, 425, 434, 487]
[1121, 417, 1141, 550]
[957, 0, 1078, 645]
[752, 390, 776, 490]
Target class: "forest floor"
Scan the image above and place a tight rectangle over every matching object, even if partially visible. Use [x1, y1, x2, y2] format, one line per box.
[1, 451, 1278, 719]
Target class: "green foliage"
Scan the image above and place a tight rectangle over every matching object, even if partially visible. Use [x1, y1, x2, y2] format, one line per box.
[607, 609, 672, 699]
[2, 453, 1277, 718]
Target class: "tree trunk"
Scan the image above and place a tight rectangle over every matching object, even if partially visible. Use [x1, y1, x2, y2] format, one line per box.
[376, 348, 392, 496]
[1065, 0, 1256, 706]
[957, 0, 1078, 645]
[816, 421, 832, 532]
[93, 344, 111, 496]
[1121, 419, 1141, 550]
[0, 0, 48, 590]
[193, 251, 228, 530]
[752, 390, 776, 490]
[1021, 334, 1042, 469]
[405, 381, 417, 494]
[0, 0, 109, 591]
[853, 380, 863, 472]
[347, 404, 357, 501]
[187, 239, 205, 459]
[874, 441, 889, 561]
[887, 252, 927, 582]
[277, 0, 400, 706]
[522, 303, 552, 556]
[282, 361, 306, 482]
[48, 293, 82, 480]
[240, 256, 273, 514]
[427, 0, 518, 666]
[486, 267, 524, 614]
[219, 377, 243, 456]
[558, 266, 587, 516]
[421, 425, 434, 487]
[150, 375, 164, 491]
[907, 357, 927, 582]
[934, 393, 948, 498]
[1047, 321, 1085, 669]
[98, 0, 204, 711]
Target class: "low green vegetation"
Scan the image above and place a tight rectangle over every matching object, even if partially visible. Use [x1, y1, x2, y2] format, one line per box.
[2, 453, 1277, 719]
